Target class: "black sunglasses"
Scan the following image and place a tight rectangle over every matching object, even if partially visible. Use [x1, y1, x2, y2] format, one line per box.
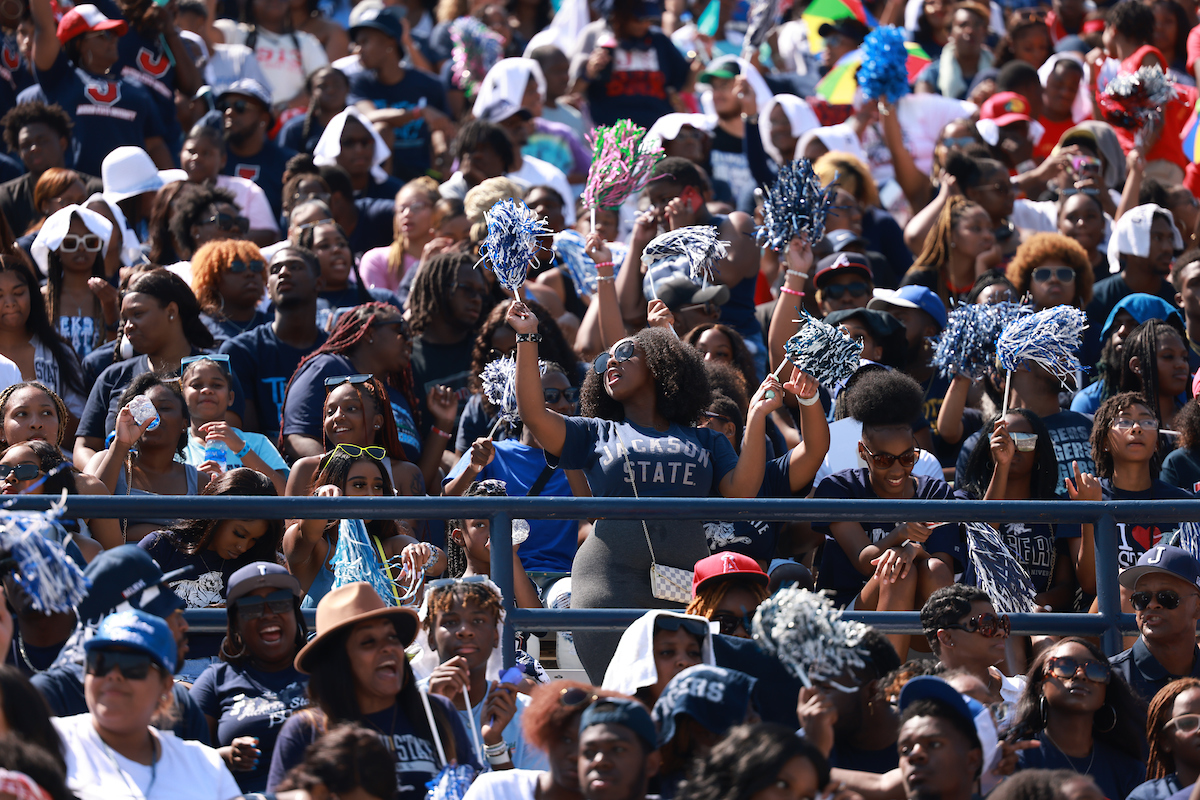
[823, 281, 870, 300]
[711, 610, 753, 636]
[85, 649, 158, 681]
[235, 589, 294, 620]
[859, 443, 918, 470]
[229, 257, 265, 274]
[560, 686, 600, 708]
[654, 615, 708, 638]
[220, 99, 253, 114]
[1032, 267, 1075, 283]
[543, 387, 580, 404]
[942, 612, 1010, 638]
[0, 463, 40, 482]
[205, 213, 249, 232]
[324, 374, 373, 389]
[593, 340, 637, 375]
[1045, 655, 1111, 684]
[1060, 188, 1100, 198]
[1131, 589, 1198, 611]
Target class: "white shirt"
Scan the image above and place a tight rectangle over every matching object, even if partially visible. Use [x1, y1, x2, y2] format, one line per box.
[508, 155, 576, 226]
[54, 714, 241, 800]
[462, 769, 540, 800]
[211, 21, 329, 105]
[0, 352, 21, 394]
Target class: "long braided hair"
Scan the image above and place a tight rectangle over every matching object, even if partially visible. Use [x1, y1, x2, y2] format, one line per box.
[408, 250, 487, 336]
[912, 196, 985, 306]
[1146, 677, 1200, 780]
[300, 67, 348, 148]
[321, 375, 407, 462]
[1118, 319, 1186, 426]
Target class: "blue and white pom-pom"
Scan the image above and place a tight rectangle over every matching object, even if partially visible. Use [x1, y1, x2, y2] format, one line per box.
[552, 229, 598, 297]
[752, 586, 870, 690]
[481, 355, 520, 428]
[426, 764, 477, 800]
[782, 309, 864, 387]
[742, 0, 778, 59]
[964, 522, 1037, 614]
[932, 301, 1030, 380]
[996, 305, 1088, 386]
[331, 518, 399, 605]
[756, 160, 835, 253]
[1177, 521, 1200, 561]
[641, 226, 730, 285]
[857, 25, 911, 104]
[0, 502, 90, 614]
[477, 199, 551, 293]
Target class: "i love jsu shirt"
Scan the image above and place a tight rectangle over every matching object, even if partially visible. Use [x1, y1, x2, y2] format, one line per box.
[36, 52, 167, 177]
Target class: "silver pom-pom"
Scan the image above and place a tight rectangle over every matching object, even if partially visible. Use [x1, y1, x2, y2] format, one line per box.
[965, 522, 1037, 614]
[782, 309, 864, 387]
[931, 301, 1030, 380]
[476, 199, 551, 293]
[0, 495, 90, 614]
[755, 159, 835, 253]
[552, 229, 599, 297]
[481, 355, 520, 428]
[641, 225, 730, 284]
[996, 305, 1088, 387]
[752, 586, 870, 689]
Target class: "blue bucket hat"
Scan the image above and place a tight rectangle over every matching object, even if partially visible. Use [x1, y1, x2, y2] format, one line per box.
[579, 697, 657, 752]
[85, 609, 178, 674]
[651, 665, 757, 746]
[1099, 293, 1184, 344]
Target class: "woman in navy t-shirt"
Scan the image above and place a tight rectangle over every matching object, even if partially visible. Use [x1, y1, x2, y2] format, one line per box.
[508, 303, 782, 681]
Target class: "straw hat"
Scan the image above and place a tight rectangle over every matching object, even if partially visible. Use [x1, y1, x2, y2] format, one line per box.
[294, 582, 419, 674]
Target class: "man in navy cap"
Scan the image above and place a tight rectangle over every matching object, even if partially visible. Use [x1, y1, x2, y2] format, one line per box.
[1111, 544, 1200, 702]
[579, 697, 660, 800]
[814, 253, 875, 317]
[29, 545, 210, 743]
[219, 78, 297, 218]
[896, 676, 983, 800]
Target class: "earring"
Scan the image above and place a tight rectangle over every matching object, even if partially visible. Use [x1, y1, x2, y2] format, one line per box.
[1039, 694, 1049, 726]
[168, 315, 174, 321]
[1095, 703, 1117, 732]
[374, 423, 380, 429]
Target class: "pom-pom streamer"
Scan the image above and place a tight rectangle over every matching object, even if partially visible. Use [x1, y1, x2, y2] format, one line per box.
[483, 357, 548, 437]
[641, 226, 730, 285]
[0, 490, 90, 614]
[449, 17, 503, 100]
[778, 309, 864, 387]
[931, 301, 1030, 380]
[1099, 65, 1175, 131]
[857, 26, 911, 104]
[751, 586, 870, 689]
[756, 159, 836, 253]
[996, 305, 1087, 387]
[964, 522, 1037, 614]
[552, 229, 599, 297]
[331, 517, 402, 605]
[476, 199, 550, 295]
[582, 120, 665, 222]
[742, 0, 778, 59]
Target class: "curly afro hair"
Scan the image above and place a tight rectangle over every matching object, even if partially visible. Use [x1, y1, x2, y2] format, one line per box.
[1107, 0, 1155, 42]
[1174, 397, 1200, 450]
[168, 183, 239, 260]
[1, 100, 71, 152]
[1090, 391, 1155, 478]
[1005, 233, 1094, 306]
[844, 368, 925, 431]
[580, 328, 712, 426]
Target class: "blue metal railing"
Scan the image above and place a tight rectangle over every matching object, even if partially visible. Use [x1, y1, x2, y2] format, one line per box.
[8, 495, 1195, 663]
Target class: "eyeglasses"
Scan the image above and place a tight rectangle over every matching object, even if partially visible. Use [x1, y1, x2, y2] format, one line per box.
[234, 589, 294, 620]
[292, 191, 331, 204]
[593, 340, 637, 374]
[1167, 714, 1200, 734]
[294, 218, 335, 233]
[324, 374, 374, 389]
[205, 213, 249, 232]
[60, 234, 102, 252]
[653, 615, 709, 638]
[1032, 267, 1075, 283]
[220, 99, 253, 114]
[705, 411, 735, 426]
[1045, 655, 1112, 684]
[941, 136, 977, 149]
[823, 281, 871, 300]
[0, 463, 39, 482]
[859, 443, 918, 470]
[942, 612, 1010, 638]
[711, 610, 753, 636]
[373, 319, 410, 338]
[1060, 188, 1100, 198]
[543, 387, 580, 404]
[1112, 418, 1160, 431]
[560, 686, 601, 708]
[332, 443, 385, 460]
[1010, 432, 1038, 452]
[181, 354, 230, 372]
[1131, 589, 1199, 610]
[85, 649, 159, 681]
[229, 257, 265, 274]
[427, 575, 489, 592]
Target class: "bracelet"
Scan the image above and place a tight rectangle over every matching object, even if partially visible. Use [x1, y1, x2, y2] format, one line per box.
[780, 287, 805, 297]
[431, 426, 452, 439]
[516, 332, 543, 343]
[797, 392, 820, 406]
[597, 275, 616, 283]
[785, 269, 809, 280]
[594, 261, 614, 269]
[484, 741, 508, 757]
[234, 441, 252, 459]
[487, 751, 512, 766]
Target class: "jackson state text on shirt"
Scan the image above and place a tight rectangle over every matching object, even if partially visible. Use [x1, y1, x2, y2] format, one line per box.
[380, 732, 438, 795]
[606, 48, 667, 99]
[598, 434, 711, 487]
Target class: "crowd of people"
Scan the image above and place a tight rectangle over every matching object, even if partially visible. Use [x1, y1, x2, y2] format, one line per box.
[3, 0, 1200, 795]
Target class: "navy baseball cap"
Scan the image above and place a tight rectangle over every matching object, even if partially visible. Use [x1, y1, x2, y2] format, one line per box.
[868, 285, 948, 330]
[652, 665, 757, 746]
[814, 252, 872, 288]
[1119, 544, 1200, 589]
[349, 5, 406, 48]
[898, 676, 977, 729]
[76, 545, 189, 625]
[227, 562, 302, 604]
[85, 609, 179, 674]
[580, 697, 658, 752]
[824, 229, 869, 253]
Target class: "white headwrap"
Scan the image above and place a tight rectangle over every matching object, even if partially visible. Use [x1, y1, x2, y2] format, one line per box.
[600, 610, 716, 697]
[699, 58, 773, 122]
[1038, 52, 1091, 124]
[31, 205, 113, 275]
[646, 113, 715, 142]
[472, 58, 547, 119]
[1107, 203, 1184, 274]
[760, 94, 821, 164]
[313, 107, 391, 185]
[794, 123, 867, 163]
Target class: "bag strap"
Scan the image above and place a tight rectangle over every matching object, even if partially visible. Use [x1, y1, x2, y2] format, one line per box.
[418, 686, 449, 767]
[526, 465, 556, 497]
[612, 426, 658, 566]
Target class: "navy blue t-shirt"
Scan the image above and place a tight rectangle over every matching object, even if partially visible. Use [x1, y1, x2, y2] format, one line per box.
[219, 322, 327, 443]
[222, 140, 298, 219]
[190, 661, 310, 794]
[359, 173, 403, 201]
[813, 468, 965, 608]
[1017, 734, 1144, 800]
[277, 112, 323, 154]
[704, 451, 798, 563]
[1058, 478, 1194, 570]
[112, 22, 184, 152]
[586, 33, 689, 128]
[348, 68, 447, 180]
[961, 520, 1064, 594]
[956, 410, 1096, 498]
[36, 52, 167, 177]
[138, 530, 245, 608]
[0, 34, 29, 133]
[349, 197, 397, 257]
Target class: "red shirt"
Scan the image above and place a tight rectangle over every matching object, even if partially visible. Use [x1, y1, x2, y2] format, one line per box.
[1105, 45, 1197, 169]
[1034, 116, 1077, 160]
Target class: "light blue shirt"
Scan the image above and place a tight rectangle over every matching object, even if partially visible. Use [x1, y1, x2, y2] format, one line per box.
[416, 678, 549, 772]
[184, 428, 290, 475]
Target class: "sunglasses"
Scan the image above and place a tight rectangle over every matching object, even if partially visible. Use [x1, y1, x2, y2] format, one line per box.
[543, 387, 580, 404]
[332, 443, 386, 460]
[823, 281, 870, 301]
[1131, 589, 1198, 610]
[1060, 188, 1100, 198]
[1032, 267, 1075, 283]
[711, 610, 753, 636]
[943, 612, 1010, 638]
[220, 99, 254, 114]
[593, 340, 637, 375]
[229, 257, 265, 274]
[942, 136, 977, 149]
[60, 234, 102, 253]
[1167, 714, 1200, 734]
[324, 374, 374, 389]
[0, 463, 39, 482]
[560, 686, 601, 708]
[1112, 418, 1159, 431]
[206, 213, 249, 232]
[654, 615, 709, 638]
[85, 649, 159, 681]
[705, 411, 735, 426]
[181, 353, 230, 372]
[292, 190, 331, 204]
[1044, 655, 1111, 684]
[235, 589, 294, 620]
[427, 575, 489, 592]
[1010, 432, 1038, 452]
[295, 218, 335, 233]
[859, 443, 918, 470]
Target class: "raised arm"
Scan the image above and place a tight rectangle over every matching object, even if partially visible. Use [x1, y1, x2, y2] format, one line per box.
[718, 374, 781, 497]
[784, 369, 830, 491]
[936, 375, 972, 445]
[83, 407, 153, 493]
[586, 232, 625, 349]
[30, 0, 61, 72]
[616, 210, 657, 328]
[879, 99, 931, 212]
[768, 237, 812, 374]
[506, 302, 567, 457]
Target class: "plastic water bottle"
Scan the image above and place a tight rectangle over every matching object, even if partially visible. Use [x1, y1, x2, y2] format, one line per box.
[126, 395, 159, 430]
[203, 440, 227, 473]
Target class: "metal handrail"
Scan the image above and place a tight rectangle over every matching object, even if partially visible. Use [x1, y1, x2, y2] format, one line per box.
[8, 495, 1189, 663]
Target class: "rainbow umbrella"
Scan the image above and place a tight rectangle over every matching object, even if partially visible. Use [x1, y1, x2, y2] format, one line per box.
[1184, 104, 1200, 163]
[815, 40, 932, 105]
[802, 0, 876, 52]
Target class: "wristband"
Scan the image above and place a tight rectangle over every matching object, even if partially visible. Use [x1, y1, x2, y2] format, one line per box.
[597, 275, 616, 283]
[234, 441, 252, 459]
[516, 332, 543, 343]
[797, 392, 820, 406]
[594, 261, 614, 269]
[484, 741, 508, 756]
[785, 269, 809, 279]
[487, 751, 512, 766]
[432, 426, 452, 439]
[780, 287, 805, 297]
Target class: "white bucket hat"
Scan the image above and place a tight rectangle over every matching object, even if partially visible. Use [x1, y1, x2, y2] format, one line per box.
[101, 146, 187, 205]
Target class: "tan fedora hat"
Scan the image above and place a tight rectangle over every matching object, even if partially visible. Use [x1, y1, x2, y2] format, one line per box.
[294, 582, 419, 674]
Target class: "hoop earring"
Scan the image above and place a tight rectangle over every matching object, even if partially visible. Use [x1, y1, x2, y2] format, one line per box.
[220, 633, 247, 661]
[1095, 703, 1117, 733]
[1039, 694, 1049, 726]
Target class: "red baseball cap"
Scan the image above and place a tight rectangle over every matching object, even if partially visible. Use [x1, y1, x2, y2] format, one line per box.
[979, 92, 1033, 128]
[692, 552, 769, 597]
[57, 4, 128, 45]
